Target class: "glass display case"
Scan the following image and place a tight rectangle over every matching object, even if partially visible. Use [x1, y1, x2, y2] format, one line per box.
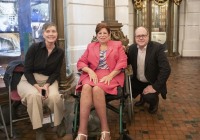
[133, 0, 180, 56]
[151, 1, 168, 44]
[135, 0, 147, 27]
[151, 2, 168, 32]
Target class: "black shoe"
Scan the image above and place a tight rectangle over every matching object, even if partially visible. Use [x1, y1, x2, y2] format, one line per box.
[148, 96, 159, 114]
[56, 118, 66, 137]
[134, 95, 145, 107]
[36, 128, 46, 140]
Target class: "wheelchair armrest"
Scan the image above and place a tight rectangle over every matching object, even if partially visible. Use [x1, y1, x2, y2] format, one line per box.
[125, 65, 133, 76]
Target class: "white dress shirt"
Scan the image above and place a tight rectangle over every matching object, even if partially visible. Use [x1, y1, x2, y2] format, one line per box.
[137, 45, 148, 82]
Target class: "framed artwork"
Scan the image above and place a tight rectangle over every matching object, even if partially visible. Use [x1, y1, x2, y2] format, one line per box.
[31, 0, 50, 42]
[0, 0, 51, 78]
[31, 0, 50, 22]
[0, 33, 21, 78]
[0, 1, 18, 32]
[0, 33, 20, 57]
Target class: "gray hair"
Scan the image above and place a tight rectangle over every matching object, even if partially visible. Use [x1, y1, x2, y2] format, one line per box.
[42, 22, 57, 33]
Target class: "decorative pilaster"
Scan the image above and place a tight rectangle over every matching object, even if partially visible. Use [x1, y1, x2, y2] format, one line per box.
[104, 0, 116, 22]
[51, 2, 77, 135]
[51, 0, 75, 90]
[132, 0, 143, 10]
[104, 0, 129, 47]
[174, 0, 182, 5]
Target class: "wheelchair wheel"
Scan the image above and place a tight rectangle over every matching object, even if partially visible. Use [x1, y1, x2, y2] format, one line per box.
[125, 96, 134, 125]
[124, 73, 134, 125]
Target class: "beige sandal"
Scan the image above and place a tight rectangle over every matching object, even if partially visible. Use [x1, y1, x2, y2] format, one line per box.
[75, 133, 88, 140]
[100, 131, 111, 140]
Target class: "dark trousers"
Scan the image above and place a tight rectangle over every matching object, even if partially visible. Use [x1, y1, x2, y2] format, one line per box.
[131, 77, 158, 106]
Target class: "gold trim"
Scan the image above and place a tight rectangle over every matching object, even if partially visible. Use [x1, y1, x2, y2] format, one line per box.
[154, 0, 168, 6]
[133, 0, 143, 11]
[173, 0, 182, 6]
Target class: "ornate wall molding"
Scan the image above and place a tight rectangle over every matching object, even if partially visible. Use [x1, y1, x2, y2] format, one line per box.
[132, 0, 143, 11]
[173, 0, 182, 6]
[111, 30, 129, 46]
[132, 0, 182, 10]
[154, 0, 168, 6]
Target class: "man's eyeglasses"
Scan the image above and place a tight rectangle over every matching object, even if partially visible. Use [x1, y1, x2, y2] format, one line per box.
[135, 34, 148, 39]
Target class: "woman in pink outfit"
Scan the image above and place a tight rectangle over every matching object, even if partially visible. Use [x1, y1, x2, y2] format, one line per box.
[75, 23, 127, 140]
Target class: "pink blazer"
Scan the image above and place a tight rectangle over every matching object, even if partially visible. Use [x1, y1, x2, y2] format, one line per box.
[77, 40, 127, 87]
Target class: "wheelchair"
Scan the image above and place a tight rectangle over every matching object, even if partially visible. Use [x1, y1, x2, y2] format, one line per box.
[71, 70, 134, 140]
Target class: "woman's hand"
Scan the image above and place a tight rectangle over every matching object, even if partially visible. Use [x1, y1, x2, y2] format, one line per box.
[82, 67, 98, 84]
[100, 75, 113, 85]
[33, 83, 50, 100]
[42, 83, 50, 99]
[34, 84, 41, 92]
[99, 70, 120, 85]
[88, 70, 98, 84]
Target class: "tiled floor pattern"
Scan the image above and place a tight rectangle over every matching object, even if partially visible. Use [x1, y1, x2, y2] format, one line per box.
[0, 57, 200, 140]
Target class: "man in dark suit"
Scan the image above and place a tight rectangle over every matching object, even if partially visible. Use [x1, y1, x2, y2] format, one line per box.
[128, 26, 171, 114]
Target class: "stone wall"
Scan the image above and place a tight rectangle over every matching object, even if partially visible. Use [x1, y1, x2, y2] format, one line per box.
[179, 0, 200, 57]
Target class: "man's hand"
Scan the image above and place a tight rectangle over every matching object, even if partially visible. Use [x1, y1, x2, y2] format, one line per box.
[143, 85, 156, 94]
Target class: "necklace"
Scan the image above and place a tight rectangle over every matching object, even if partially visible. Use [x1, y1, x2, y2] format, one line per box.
[100, 45, 107, 51]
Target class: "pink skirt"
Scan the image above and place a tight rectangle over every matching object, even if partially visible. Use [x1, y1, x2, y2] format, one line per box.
[76, 69, 119, 95]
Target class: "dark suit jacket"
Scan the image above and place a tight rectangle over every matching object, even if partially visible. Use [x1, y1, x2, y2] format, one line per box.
[128, 41, 171, 99]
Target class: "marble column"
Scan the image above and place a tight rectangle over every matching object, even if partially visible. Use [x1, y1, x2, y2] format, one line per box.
[51, 0, 75, 90]
[167, 0, 174, 57]
[104, 0, 115, 22]
[167, 1, 180, 57]
[101, 0, 129, 49]
[51, 0, 76, 134]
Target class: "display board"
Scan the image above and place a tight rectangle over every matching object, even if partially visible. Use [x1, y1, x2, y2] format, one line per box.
[151, 32, 166, 44]
[0, 0, 50, 78]
[0, 33, 20, 56]
[0, 1, 18, 32]
[31, 0, 50, 42]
